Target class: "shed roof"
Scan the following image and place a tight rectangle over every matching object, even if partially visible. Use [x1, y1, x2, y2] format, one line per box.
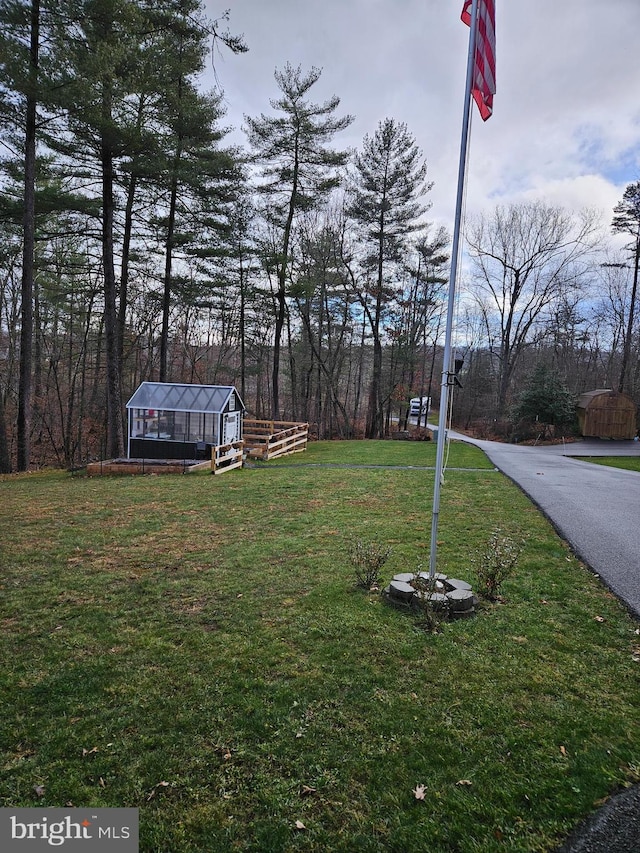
[126, 382, 243, 414]
[577, 389, 634, 409]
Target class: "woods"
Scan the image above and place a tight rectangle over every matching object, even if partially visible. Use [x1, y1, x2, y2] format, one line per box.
[1, 0, 639, 472]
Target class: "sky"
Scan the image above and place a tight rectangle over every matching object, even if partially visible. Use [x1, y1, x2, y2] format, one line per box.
[201, 0, 640, 238]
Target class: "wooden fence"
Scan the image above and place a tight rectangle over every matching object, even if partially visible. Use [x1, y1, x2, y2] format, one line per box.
[243, 419, 309, 461]
[212, 440, 244, 475]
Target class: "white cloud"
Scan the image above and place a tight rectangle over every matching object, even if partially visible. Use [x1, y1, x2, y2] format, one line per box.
[203, 0, 640, 234]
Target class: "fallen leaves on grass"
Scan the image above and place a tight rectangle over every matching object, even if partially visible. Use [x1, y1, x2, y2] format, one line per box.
[413, 784, 426, 800]
[456, 779, 473, 787]
[300, 785, 316, 797]
[294, 820, 306, 831]
[33, 784, 45, 798]
[146, 781, 170, 801]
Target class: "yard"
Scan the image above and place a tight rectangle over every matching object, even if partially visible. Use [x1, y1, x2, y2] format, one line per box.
[1, 440, 639, 852]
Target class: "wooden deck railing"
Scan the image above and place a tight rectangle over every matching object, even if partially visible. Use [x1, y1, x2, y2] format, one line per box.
[243, 419, 309, 461]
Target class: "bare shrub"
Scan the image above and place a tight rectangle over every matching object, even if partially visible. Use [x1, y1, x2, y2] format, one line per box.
[475, 528, 524, 601]
[351, 541, 391, 590]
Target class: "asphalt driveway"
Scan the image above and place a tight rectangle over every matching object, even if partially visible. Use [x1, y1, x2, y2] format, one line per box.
[448, 433, 640, 620]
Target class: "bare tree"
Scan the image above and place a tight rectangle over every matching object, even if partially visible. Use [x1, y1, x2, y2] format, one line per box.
[289, 207, 355, 437]
[593, 254, 636, 390]
[465, 201, 600, 416]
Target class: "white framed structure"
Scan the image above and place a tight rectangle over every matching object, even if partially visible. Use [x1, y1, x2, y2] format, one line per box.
[126, 382, 244, 460]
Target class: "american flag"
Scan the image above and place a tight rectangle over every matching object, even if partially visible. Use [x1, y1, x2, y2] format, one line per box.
[461, 0, 496, 121]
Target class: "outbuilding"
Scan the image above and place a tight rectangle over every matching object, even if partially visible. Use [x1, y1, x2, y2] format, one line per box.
[576, 389, 637, 440]
[126, 381, 244, 460]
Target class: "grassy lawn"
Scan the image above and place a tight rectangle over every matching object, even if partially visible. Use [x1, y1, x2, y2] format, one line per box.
[1, 440, 639, 852]
[575, 456, 640, 473]
[255, 438, 493, 469]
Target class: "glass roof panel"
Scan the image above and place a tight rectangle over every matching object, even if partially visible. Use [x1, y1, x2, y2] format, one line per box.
[126, 382, 240, 414]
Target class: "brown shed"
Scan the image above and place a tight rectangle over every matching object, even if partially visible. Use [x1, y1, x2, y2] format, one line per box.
[576, 389, 637, 439]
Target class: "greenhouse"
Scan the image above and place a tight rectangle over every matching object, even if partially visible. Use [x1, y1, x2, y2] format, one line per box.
[126, 382, 244, 460]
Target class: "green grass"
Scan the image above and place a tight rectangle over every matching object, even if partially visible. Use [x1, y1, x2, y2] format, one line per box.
[575, 456, 640, 472]
[1, 440, 639, 852]
[257, 437, 493, 469]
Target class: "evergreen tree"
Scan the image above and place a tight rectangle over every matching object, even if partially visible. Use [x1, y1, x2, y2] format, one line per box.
[347, 118, 432, 438]
[44, 0, 245, 451]
[0, 0, 41, 470]
[510, 363, 576, 438]
[611, 181, 640, 394]
[137, 0, 245, 381]
[245, 63, 352, 418]
[44, 0, 146, 458]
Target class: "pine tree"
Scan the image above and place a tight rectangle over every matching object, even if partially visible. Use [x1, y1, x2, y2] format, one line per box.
[611, 182, 640, 394]
[347, 118, 432, 438]
[510, 363, 576, 438]
[42, 0, 146, 458]
[43, 0, 246, 451]
[245, 63, 352, 418]
[0, 0, 42, 470]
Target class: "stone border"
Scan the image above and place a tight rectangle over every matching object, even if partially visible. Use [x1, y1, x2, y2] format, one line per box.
[383, 572, 478, 619]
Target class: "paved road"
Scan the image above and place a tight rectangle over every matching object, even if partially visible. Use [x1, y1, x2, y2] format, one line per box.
[447, 433, 640, 620]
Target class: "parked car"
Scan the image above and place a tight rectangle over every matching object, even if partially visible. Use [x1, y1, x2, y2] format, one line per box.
[409, 396, 431, 417]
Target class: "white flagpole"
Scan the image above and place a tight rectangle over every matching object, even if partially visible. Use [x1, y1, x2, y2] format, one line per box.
[428, 0, 480, 579]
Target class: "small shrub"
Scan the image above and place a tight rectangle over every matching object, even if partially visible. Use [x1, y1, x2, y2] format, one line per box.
[411, 567, 449, 632]
[351, 540, 391, 590]
[475, 528, 524, 601]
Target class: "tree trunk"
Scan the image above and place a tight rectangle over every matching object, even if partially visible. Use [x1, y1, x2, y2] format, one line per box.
[272, 140, 299, 418]
[0, 388, 10, 473]
[118, 170, 137, 369]
[618, 238, 640, 394]
[160, 173, 179, 382]
[365, 334, 383, 438]
[352, 316, 366, 429]
[271, 284, 286, 418]
[239, 254, 246, 402]
[365, 219, 385, 438]
[118, 95, 147, 368]
[17, 0, 40, 471]
[101, 84, 124, 459]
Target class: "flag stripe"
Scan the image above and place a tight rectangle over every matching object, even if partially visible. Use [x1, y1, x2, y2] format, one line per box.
[461, 0, 496, 121]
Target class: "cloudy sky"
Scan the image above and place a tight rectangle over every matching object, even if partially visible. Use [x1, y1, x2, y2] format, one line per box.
[201, 0, 640, 236]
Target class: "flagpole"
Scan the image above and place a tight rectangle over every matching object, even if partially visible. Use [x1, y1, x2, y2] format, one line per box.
[428, 0, 480, 579]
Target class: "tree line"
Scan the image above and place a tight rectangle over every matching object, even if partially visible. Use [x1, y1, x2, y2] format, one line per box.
[1, 0, 639, 472]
